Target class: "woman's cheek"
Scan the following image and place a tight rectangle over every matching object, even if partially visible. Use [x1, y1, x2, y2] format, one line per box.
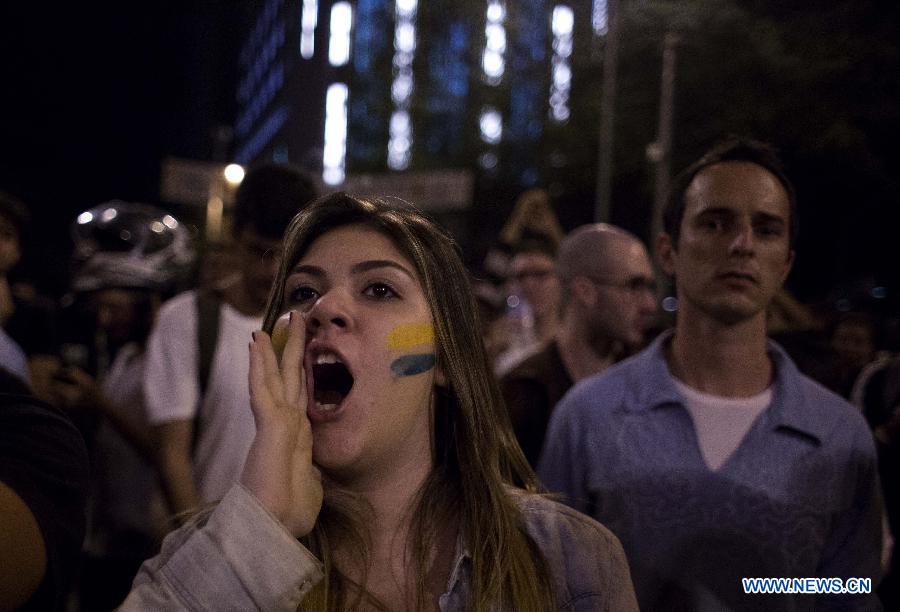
[385, 322, 436, 379]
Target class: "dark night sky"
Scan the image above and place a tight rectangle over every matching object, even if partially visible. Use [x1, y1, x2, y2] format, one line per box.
[1, 3, 898, 313]
[0, 4, 250, 294]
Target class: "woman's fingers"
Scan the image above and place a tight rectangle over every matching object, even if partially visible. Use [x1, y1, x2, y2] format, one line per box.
[248, 339, 274, 423]
[254, 331, 285, 398]
[280, 311, 307, 408]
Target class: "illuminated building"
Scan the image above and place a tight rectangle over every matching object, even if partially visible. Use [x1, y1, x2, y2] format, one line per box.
[233, 1, 607, 192]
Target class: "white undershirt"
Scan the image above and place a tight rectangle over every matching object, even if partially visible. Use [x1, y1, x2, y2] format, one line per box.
[672, 378, 773, 471]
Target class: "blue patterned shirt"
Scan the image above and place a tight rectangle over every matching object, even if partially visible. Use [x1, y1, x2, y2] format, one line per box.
[539, 331, 883, 611]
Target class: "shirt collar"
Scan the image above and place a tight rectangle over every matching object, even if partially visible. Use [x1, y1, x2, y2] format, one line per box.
[630, 329, 825, 444]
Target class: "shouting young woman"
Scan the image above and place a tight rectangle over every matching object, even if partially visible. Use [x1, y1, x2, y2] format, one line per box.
[122, 194, 637, 611]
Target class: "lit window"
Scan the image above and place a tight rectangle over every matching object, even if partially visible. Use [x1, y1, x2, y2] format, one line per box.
[322, 83, 349, 185]
[549, 5, 574, 123]
[592, 0, 609, 37]
[481, 1, 506, 85]
[388, 110, 412, 169]
[301, 0, 318, 59]
[479, 107, 503, 144]
[388, 0, 418, 170]
[328, 2, 353, 67]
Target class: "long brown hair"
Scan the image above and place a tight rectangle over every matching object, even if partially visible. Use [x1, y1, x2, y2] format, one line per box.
[262, 193, 555, 611]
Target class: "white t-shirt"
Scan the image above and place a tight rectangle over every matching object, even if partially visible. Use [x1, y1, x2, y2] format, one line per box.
[144, 290, 261, 503]
[672, 378, 772, 471]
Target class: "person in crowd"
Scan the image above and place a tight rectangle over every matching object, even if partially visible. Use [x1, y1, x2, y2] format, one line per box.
[121, 193, 638, 611]
[501, 223, 657, 465]
[480, 188, 563, 367]
[50, 202, 193, 610]
[0, 366, 90, 611]
[830, 312, 879, 397]
[144, 163, 316, 518]
[853, 354, 900, 609]
[492, 237, 562, 375]
[0, 191, 58, 401]
[539, 138, 883, 610]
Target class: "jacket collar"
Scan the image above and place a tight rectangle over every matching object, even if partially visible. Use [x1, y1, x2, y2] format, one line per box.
[628, 329, 826, 444]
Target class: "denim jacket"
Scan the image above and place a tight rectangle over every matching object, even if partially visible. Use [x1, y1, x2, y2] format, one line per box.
[120, 484, 638, 611]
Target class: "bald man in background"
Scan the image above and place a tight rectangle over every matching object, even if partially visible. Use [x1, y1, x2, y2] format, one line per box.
[501, 224, 658, 465]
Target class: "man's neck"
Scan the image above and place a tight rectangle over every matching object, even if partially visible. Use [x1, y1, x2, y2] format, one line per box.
[667, 309, 773, 398]
[556, 318, 616, 382]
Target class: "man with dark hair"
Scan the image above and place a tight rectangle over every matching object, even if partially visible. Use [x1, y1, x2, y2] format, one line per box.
[144, 163, 316, 517]
[502, 224, 657, 465]
[540, 138, 882, 610]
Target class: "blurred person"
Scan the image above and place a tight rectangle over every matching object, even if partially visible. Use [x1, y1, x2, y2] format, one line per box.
[830, 312, 878, 397]
[145, 163, 317, 518]
[493, 237, 561, 375]
[501, 224, 657, 465]
[765, 289, 842, 390]
[480, 189, 564, 363]
[0, 191, 58, 401]
[50, 202, 193, 610]
[498, 187, 565, 248]
[540, 138, 883, 610]
[853, 355, 900, 609]
[1, 365, 90, 611]
[482, 188, 565, 289]
[0, 325, 30, 386]
[121, 193, 637, 611]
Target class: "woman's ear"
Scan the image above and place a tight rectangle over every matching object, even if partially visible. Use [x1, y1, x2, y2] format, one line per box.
[434, 362, 448, 387]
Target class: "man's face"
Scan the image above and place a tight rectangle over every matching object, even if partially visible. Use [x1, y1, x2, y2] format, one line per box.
[582, 239, 657, 347]
[658, 161, 794, 326]
[0, 215, 21, 276]
[236, 228, 282, 309]
[510, 251, 560, 322]
[94, 288, 140, 345]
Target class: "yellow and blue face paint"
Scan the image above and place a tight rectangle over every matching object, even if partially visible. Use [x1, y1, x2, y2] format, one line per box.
[387, 322, 436, 377]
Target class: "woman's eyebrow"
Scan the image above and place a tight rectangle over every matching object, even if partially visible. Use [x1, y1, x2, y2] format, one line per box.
[351, 259, 415, 279]
[290, 263, 325, 277]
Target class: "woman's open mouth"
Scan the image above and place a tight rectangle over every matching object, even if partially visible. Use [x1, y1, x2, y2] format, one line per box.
[311, 352, 354, 411]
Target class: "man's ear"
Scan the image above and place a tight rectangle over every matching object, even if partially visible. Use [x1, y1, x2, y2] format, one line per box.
[570, 276, 596, 307]
[656, 233, 677, 277]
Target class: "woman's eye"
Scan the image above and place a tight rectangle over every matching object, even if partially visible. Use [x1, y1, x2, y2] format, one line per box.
[364, 283, 398, 300]
[288, 285, 319, 304]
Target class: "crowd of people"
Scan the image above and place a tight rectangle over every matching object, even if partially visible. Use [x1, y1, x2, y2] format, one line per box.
[0, 137, 894, 610]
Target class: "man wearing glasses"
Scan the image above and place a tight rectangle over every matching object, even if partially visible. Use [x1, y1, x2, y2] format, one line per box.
[539, 139, 881, 610]
[501, 224, 657, 466]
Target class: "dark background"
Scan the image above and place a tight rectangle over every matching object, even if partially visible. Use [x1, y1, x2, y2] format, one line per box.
[1, 1, 898, 314]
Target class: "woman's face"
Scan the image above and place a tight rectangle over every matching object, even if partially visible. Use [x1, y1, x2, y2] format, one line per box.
[283, 224, 437, 485]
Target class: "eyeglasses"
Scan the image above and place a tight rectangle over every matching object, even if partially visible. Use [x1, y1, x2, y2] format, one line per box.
[587, 275, 658, 295]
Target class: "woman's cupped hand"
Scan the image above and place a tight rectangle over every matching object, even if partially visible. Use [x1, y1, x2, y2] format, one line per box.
[242, 311, 323, 538]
